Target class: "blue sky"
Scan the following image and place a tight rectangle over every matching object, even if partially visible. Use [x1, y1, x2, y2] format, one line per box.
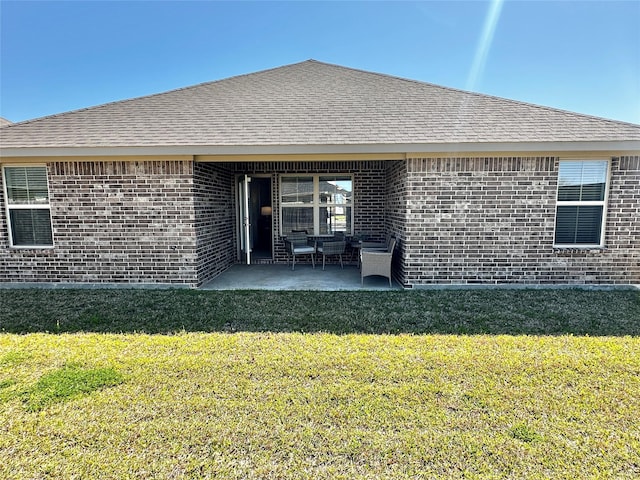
[1, 0, 639, 124]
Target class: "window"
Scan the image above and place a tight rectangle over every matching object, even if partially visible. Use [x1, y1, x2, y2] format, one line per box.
[281, 175, 353, 235]
[3, 166, 53, 247]
[554, 160, 608, 247]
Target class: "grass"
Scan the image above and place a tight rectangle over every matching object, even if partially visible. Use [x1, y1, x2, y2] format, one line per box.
[21, 363, 124, 412]
[0, 288, 639, 479]
[1, 288, 639, 335]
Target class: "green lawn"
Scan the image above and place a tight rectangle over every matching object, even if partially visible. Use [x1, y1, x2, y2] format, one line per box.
[1, 289, 639, 479]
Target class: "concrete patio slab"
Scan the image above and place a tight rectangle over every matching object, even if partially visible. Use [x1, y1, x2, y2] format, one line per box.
[200, 264, 401, 291]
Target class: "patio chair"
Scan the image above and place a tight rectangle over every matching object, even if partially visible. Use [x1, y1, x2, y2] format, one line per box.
[361, 234, 393, 252]
[361, 237, 396, 287]
[317, 240, 346, 270]
[284, 232, 316, 270]
[333, 231, 346, 241]
[316, 231, 345, 250]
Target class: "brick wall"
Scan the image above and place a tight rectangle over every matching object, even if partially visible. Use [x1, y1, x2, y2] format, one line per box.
[236, 161, 388, 265]
[193, 162, 236, 284]
[384, 160, 408, 286]
[0, 160, 199, 285]
[2, 155, 636, 286]
[403, 155, 640, 286]
[0, 159, 392, 281]
[0, 168, 7, 254]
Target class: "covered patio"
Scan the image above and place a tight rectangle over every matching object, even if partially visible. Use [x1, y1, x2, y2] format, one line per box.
[200, 264, 401, 290]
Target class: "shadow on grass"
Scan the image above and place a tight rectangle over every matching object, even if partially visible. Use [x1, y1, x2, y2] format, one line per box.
[0, 288, 639, 337]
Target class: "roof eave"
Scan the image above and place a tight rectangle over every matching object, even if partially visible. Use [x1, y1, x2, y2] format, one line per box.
[1, 140, 639, 160]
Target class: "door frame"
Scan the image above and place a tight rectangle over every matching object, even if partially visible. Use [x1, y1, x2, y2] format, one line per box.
[236, 173, 273, 264]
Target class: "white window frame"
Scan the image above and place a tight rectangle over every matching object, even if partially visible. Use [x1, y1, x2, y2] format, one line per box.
[553, 159, 610, 248]
[280, 174, 353, 236]
[2, 164, 54, 248]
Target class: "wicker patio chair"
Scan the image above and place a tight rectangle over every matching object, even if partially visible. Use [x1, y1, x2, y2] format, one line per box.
[284, 232, 316, 270]
[361, 237, 396, 287]
[360, 234, 392, 251]
[317, 240, 346, 270]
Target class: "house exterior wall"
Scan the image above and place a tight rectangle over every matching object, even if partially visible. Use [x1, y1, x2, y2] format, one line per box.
[2, 155, 637, 287]
[403, 155, 640, 286]
[193, 162, 236, 284]
[384, 160, 408, 286]
[0, 160, 200, 285]
[0, 159, 394, 283]
[235, 161, 388, 265]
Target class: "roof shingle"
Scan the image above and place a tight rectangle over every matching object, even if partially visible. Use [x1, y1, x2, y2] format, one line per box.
[1, 60, 639, 151]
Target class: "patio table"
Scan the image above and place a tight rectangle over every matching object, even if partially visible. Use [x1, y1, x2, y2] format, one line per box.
[348, 239, 362, 266]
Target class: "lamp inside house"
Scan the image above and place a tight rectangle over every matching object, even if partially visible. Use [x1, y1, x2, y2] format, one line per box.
[261, 206, 272, 216]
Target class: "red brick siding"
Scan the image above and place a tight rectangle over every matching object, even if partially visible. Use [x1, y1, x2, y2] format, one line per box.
[2, 155, 637, 286]
[0, 160, 199, 285]
[403, 155, 639, 286]
[384, 160, 408, 286]
[0, 168, 7, 252]
[235, 161, 389, 265]
[193, 162, 236, 284]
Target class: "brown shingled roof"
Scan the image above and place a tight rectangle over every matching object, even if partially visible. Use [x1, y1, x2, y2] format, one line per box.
[1, 60, 639, 153]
